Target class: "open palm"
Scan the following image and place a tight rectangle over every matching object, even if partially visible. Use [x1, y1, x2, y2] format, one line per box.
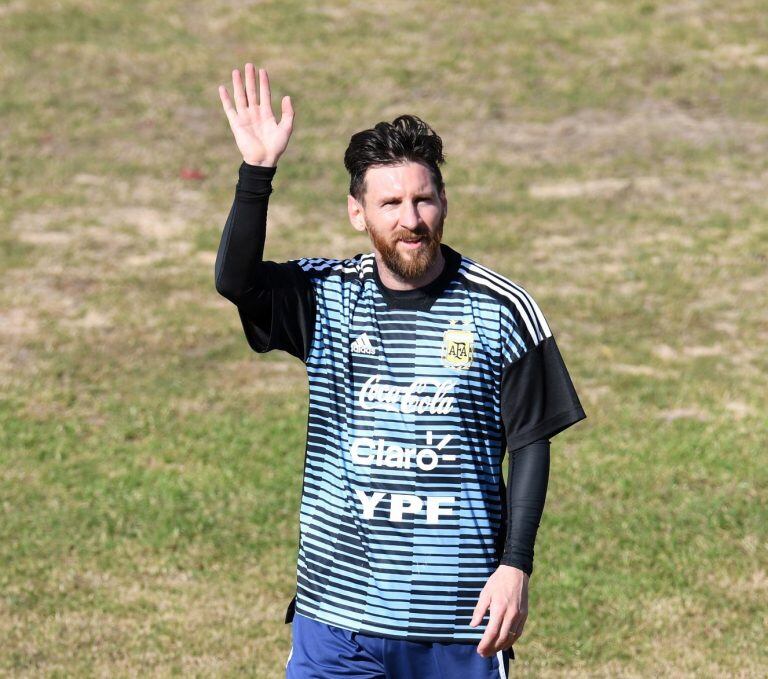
[218, 64, 294, 168]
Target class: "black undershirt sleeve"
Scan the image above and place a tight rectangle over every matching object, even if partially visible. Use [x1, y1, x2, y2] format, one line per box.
[214, 162, 315, 362]
[497, 320, 586, 576]
[214, 162, 276, 294]
[499, 438, 550, 577]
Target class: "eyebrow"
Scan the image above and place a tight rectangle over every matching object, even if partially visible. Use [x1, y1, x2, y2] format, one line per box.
[379, 192, 434, 202]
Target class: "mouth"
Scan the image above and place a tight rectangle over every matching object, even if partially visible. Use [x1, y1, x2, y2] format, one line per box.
[398, 237, 425, 249]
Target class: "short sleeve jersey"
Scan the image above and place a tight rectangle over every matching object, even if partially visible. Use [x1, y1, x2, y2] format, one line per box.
[239, 242, 586, 643]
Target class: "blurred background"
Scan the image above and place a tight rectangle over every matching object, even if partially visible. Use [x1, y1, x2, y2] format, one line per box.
[1, 0, 766, 675]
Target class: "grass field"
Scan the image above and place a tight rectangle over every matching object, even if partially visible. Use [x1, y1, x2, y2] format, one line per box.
[1, 0, 767, 676]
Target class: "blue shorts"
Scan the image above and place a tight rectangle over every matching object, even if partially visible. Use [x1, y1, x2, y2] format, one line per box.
[285, 612, 513, 679]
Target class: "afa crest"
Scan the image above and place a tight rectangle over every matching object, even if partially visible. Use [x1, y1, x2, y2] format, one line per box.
[441, 321, 474, 370]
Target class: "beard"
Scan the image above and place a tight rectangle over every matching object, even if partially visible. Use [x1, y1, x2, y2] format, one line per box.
[365, 211, 445, 281]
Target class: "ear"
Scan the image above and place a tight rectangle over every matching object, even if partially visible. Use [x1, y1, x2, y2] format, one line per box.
[348, 194, 367, 233]
[440, 187, 447, 219]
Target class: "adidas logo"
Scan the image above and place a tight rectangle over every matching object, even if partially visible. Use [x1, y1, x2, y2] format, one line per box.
[351, 332, 376, 356]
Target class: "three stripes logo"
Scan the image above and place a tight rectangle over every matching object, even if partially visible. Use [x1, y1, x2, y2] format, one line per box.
[351, 332, 377, 356]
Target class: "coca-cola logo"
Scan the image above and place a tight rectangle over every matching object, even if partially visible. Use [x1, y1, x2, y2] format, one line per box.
[358, 375, 456, 414]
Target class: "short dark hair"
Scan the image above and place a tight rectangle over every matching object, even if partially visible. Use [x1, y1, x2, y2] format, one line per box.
[343, 114, 446, 204]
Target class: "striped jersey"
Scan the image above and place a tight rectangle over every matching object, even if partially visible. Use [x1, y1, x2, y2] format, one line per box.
[237, 242, 586, 643]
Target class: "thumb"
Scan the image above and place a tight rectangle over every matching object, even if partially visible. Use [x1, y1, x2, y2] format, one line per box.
[470, 590, 491, 627]
[279, 95, 294, 131]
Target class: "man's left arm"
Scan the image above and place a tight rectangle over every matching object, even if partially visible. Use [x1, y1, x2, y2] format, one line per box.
[472, 301, 588, 657]
[500, 438, 551, 577]
[471, 438, 550, 657]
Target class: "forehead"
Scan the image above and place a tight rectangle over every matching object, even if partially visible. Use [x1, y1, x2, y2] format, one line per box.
[363, 162, 436, 198]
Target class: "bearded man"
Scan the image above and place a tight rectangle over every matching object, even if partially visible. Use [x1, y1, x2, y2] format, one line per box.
[215, 64, 587, 679]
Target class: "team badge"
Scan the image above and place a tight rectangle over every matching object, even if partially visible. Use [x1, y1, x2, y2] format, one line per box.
[441, 321, 474, 370]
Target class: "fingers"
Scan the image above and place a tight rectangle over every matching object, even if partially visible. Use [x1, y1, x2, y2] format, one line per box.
[225, 65, 284, 114]
[497, 609, 516, 643]
[245, 62, 259, 114]
[279, 95, 294, 133]
[223, 65, 291, 137]
[259, 67, 275, 120]
[218, 85, 237, 126]
[471, 591, 526, 656]
[511, 621, 525, 641]
[470, 589, 491, 628]
[476, 626, 497, 657]
[484, 615, 524, 655]
[499, 614, 526, 652]
[231, 67, 248, 116]
[472, 568, 529, 656]
[476, 601, 505, 656]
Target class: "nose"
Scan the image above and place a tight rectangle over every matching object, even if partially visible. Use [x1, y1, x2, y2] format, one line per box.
[398, 200, 421, 230]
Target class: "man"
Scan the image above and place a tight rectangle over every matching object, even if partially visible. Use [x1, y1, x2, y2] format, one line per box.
[215, 64, 586, 679]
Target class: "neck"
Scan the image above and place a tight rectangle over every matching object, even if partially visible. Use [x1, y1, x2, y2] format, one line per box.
[375, 246, 446, 290]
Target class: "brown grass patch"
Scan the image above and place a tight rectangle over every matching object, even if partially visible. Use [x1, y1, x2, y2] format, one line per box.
[449, 98, 768, 167]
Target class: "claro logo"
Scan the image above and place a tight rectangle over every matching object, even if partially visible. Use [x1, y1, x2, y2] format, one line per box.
[358, 375, 457, 414]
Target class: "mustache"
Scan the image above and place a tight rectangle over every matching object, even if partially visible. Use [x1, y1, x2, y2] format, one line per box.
[394, 230, 433, 242]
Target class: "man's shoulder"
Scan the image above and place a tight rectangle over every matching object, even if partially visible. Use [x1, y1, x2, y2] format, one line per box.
[457, 254, 535, 307]
[290, 252, 373, 283]
[456, 254, 551, 343]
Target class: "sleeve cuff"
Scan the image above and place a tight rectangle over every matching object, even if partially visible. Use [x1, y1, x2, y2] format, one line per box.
[499, 554, 533, 577]
[505, 405, 586, 452]
[238, 161, 277, 194]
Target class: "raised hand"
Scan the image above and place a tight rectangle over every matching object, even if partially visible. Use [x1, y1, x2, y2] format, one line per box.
[218, 64, 294, 168]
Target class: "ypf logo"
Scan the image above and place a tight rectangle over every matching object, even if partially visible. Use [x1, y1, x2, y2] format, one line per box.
[441, 320, 474, 370]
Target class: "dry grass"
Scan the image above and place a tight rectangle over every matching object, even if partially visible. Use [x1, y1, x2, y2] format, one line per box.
[1, 0, 766, 675]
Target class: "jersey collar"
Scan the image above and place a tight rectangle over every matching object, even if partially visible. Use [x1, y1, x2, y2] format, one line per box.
[371, 243, 462, 311]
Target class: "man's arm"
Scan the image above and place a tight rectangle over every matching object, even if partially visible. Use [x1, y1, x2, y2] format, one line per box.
[214, 64, 314, 361]
[473, 294, 587, 657]
[471, 439, 548, 658]
[499, 438, 550, 578]
[214, 162, 276, 299]
[214, 163, 315, 361]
